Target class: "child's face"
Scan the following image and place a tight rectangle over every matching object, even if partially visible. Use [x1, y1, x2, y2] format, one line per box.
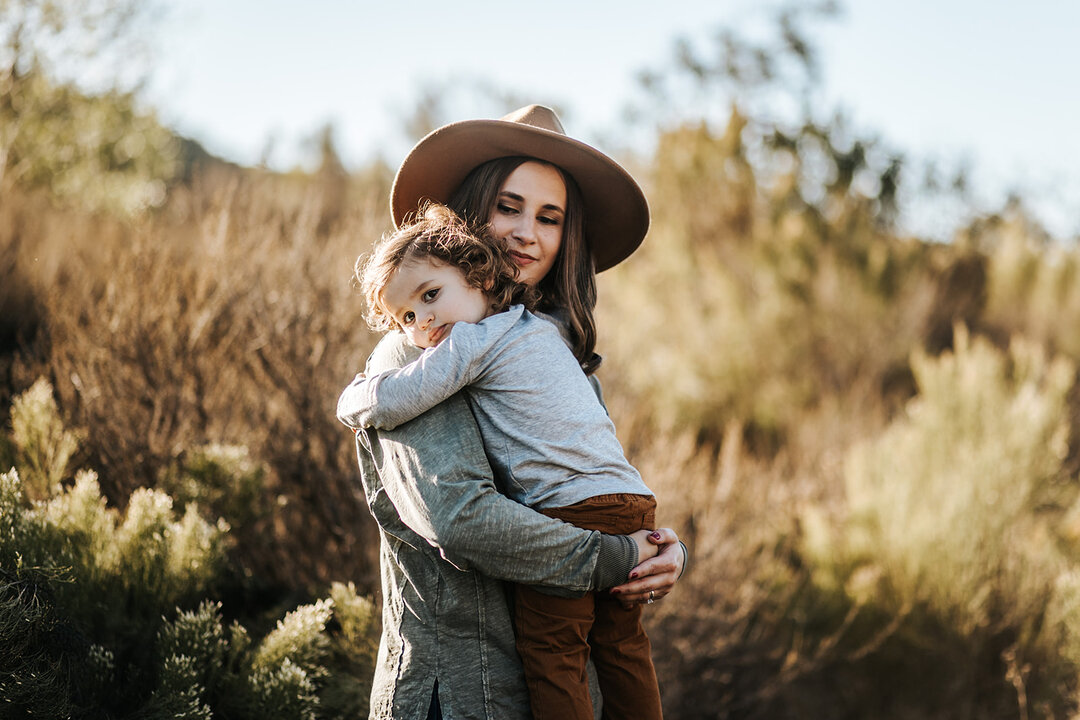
[381, 258, 493, 349]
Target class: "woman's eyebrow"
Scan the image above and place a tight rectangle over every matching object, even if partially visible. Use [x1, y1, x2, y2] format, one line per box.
[498, 190, 564, 213]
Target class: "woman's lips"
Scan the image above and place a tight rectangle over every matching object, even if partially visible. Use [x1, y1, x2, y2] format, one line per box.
[509, 251, 536, 265]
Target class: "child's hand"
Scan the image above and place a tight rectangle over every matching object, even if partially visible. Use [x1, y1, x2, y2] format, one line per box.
[629, 528, 660, 565]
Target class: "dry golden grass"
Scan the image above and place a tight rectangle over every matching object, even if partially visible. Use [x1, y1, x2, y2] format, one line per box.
[4, 116, 1080, 716]
[2, 165, 393, 591]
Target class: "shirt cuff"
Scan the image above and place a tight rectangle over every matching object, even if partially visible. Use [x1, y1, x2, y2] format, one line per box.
[592, 533, 638, 589]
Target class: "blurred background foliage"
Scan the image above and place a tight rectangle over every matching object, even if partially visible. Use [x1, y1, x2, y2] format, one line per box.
[1, 0, 181, 214]
[3, 0, 1080, 717]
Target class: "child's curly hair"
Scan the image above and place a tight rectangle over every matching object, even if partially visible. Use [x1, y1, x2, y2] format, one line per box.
[357, 203, 539, 332]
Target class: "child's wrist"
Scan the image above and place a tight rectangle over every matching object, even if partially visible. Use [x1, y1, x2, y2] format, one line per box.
[629, 529, 659, 564]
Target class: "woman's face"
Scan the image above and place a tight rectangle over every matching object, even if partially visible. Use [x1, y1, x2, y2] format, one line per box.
[488, 161, 566, 288]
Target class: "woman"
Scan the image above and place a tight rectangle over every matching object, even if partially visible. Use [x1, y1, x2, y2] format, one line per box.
[345, 105, 684, 719]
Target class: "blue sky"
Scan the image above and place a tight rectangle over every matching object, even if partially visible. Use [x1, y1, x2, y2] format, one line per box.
[145, 1, 1080, 238]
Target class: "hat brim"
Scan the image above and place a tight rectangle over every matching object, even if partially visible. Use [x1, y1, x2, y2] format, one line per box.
[390, 118, 649, 273]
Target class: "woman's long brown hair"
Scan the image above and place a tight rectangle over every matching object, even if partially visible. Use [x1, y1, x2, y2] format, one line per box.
[446, 157, 598, 366]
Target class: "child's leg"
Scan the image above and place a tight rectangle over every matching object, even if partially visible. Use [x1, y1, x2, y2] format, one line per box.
[518, 494, 662, 720]
[581, 494, 662, 720]
[513, 584, 597, 720]
[591, 590, 663, 720]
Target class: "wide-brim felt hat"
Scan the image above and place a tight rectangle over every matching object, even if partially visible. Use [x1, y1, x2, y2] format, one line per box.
[390, 104, 650, 273]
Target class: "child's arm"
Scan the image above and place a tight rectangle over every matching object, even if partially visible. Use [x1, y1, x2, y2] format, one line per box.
[353, 331, 640, 592]
[337, 319, 502, 431]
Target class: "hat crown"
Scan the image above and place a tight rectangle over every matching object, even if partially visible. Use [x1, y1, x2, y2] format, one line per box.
[500, 104, 566, 136]
[391, 103, 649, 271]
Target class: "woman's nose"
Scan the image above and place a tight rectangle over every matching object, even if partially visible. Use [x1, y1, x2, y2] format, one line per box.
[511, 218, 536, 245]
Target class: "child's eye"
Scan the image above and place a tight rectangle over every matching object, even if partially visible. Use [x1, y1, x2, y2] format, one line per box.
[402, 311, 415, 324]
[422, 288, 439, 302]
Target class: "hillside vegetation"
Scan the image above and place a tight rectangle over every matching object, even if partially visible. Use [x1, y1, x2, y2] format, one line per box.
[3, 4, 1080, 717]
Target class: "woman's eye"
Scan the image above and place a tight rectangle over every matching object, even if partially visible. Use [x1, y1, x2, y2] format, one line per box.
[496, 203, 518, 215]
[422, 288, 439, 302]
[539, 215, 561, 226]
[403, 311, 415, 324]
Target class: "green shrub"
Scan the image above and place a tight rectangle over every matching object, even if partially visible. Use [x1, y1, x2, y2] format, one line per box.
[143, 653, 215, 720]
[0, 381, 380, 717]
[156, 600, 230, 695]
[840, 327, 1072, 624]
[321, 581, 380, 715]
[329, 580, 378, 664]
[26, 468, 227, 640]
[148, 599, 330, 720]
[797, 326, 1080, 713]
[242, 659, 320, 720]
[251, 599, 333, 682]
[977, 207, 1080, 361]
[0, 570, 76, 718]
[160, 443, 267, 530]
[9, 376, 79, 500]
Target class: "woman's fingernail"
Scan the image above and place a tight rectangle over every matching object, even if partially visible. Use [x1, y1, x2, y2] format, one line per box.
[630, 572, 638, 579]
[651, 532, 662, 540]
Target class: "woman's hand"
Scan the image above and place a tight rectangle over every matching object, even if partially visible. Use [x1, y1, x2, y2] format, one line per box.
[610, 527, 685, 607]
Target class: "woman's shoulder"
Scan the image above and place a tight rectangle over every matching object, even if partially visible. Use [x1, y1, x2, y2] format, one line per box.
[366, 332, 423, 374]
[523, 307, 575, 350]
[527, 308, 602, 375]
[529, 305, 568, 330]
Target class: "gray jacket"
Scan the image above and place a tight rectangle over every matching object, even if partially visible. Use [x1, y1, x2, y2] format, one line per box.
[339, 305, 653, 510]
[342, 333, 637, 719]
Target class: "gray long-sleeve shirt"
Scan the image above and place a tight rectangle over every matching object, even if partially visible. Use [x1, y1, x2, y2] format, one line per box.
[337, 305, 653, 511]
[339, 332, 638, 719]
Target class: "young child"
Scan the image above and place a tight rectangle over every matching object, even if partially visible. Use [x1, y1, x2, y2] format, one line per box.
[337, 203, 663, 719]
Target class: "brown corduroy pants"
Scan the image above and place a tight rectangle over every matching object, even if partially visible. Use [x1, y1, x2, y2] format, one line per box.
[513, 493, 662, 720]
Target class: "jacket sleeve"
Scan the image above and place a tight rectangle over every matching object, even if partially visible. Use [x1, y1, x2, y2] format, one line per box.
[351, 333, 636, 591]
[336, 323, 489, 431]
